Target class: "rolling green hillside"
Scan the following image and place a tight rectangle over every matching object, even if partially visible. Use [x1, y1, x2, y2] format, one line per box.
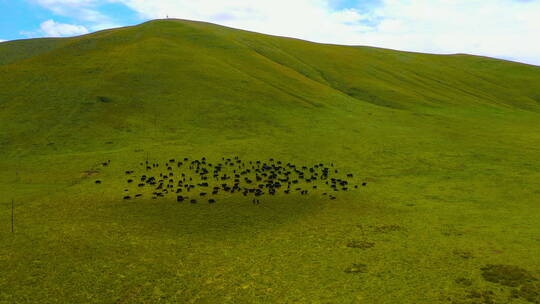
[1, 19, 539, 304]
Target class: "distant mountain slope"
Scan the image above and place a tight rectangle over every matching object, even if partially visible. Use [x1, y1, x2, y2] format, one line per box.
[0, 19, 539, 156]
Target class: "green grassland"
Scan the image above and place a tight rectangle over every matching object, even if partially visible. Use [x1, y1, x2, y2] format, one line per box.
[1, 19, 539, 303]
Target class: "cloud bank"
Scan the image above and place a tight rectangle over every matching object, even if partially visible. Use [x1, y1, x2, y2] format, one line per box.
[35, 0, 109, 23]
[32, 0, 120, 33]
[28, 0, 540, 65]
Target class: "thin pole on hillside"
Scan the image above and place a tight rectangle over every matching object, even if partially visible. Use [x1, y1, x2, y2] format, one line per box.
[11, 199, 14, 233]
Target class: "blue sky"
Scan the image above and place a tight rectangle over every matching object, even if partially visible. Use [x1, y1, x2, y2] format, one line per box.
[1, 0, 539, 66]
[0, 0, 141, 40]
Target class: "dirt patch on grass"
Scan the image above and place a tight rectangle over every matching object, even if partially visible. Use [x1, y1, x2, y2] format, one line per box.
[81, 170, 100, 177]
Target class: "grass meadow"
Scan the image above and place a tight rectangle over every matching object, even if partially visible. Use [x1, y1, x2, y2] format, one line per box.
[1, 19, 539, 303]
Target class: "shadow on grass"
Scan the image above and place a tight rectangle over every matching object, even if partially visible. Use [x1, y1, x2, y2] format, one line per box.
[102, 194, 328, 240]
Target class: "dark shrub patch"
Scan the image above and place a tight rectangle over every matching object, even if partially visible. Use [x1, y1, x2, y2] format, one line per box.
[373, 224, 403, 233]
[455, 277, 473, 287]
[97, 96, 111, 103]
[511, 282, 540, 303]
[465, 289, 495, 304]
[480, 264, 537, 287]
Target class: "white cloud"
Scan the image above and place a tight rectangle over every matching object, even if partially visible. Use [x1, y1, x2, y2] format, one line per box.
[356, 0, 540, 65]
[114, 0, 540, 66]
[0, 40, 6, 43]
[33, 0, 114, 25]
[39, 19, 89, 37]
[32, 0, 123, 36]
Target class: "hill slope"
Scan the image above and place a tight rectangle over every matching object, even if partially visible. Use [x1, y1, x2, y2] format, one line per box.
[0, 19, 539, 156]
[1, 19, 539, 304]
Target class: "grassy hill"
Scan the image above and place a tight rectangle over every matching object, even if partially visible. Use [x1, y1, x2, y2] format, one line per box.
[1, 19, 539, 304]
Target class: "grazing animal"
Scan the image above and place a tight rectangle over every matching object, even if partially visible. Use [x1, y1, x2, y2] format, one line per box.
[95, 180, 101, 184]
[208, 199, 216, 203]
[123, 196, 131, 200]
[362, 182, 367, 186]
[135, 194, 142, 198]
[190, 199, 197, 204]
[127, 179, 133, 183]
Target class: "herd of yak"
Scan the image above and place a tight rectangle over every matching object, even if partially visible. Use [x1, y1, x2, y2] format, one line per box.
[97, 156, 367, 204]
